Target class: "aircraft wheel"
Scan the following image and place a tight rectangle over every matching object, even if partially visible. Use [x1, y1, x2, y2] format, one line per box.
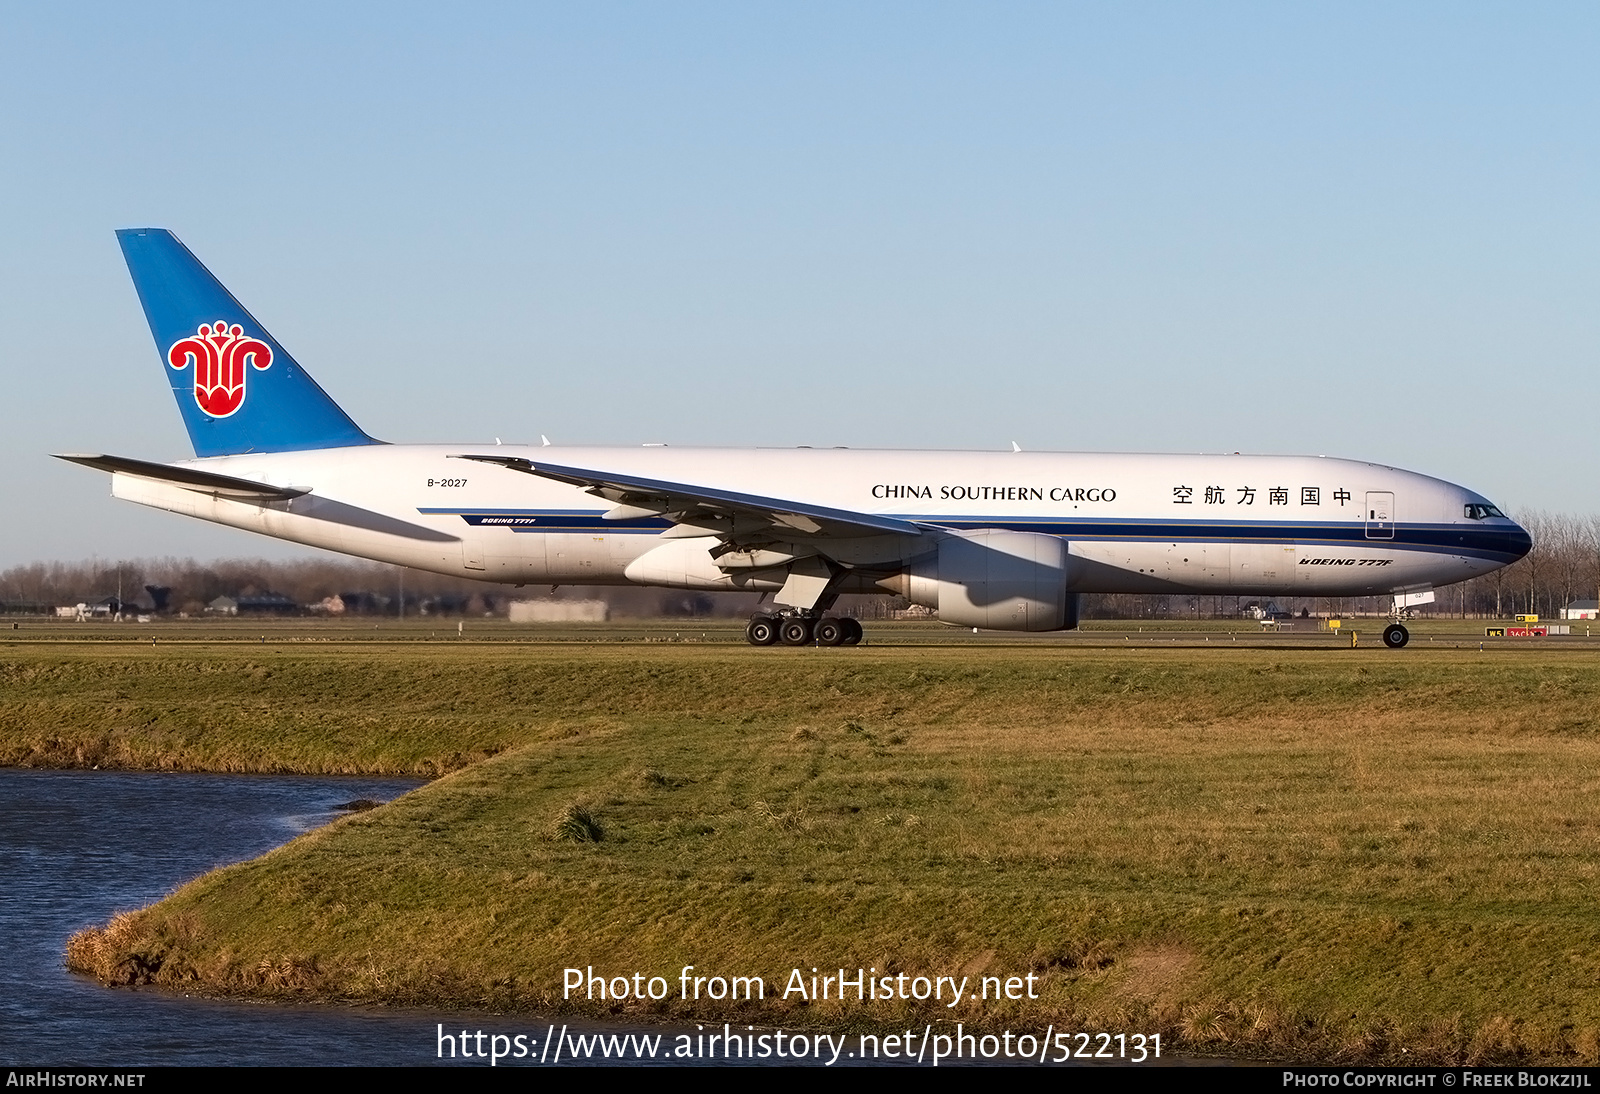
[814, 617, 846, 646]
[1383, 623, 1410, 649]
[779, 617, 814, 646]
[746, 615, 779, 646]
[840, 618, 863, 645]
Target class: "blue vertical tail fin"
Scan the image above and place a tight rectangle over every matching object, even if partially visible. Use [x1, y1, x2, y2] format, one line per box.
[117, 228, 381, 457]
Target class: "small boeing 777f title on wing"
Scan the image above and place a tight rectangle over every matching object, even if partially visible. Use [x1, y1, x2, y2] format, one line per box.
[59, 230, 1532, 649]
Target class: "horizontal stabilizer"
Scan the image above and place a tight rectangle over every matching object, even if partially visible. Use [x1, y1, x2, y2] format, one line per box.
[54, 453, 309, 502]
[451, 455, 927, 540]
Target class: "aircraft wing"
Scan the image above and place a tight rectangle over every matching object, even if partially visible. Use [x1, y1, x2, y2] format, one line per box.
[53, 453, 310, 502]
[451, 454, 927, 540]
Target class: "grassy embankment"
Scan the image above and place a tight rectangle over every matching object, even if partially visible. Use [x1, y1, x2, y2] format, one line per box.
[12, 630, 1600, 1063]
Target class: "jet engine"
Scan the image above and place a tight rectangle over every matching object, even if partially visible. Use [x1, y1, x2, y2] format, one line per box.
[886, 529, 1079, 631]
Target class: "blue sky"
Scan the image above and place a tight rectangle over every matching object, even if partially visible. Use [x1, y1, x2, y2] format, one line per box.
[3, 3, 1597, 565]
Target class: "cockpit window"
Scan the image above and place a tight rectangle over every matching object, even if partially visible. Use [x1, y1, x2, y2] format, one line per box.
[1464, 503, 1506, 520]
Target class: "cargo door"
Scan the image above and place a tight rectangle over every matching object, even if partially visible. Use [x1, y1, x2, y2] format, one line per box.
[1233, 544, 1294, 591]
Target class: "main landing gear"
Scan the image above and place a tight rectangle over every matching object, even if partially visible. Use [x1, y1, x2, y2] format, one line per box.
[746, 612, 864, 647]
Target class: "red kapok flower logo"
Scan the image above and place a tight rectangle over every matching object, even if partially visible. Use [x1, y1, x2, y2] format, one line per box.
[166, 321, 273, 418]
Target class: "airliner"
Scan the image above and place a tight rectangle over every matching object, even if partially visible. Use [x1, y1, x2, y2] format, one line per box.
[58, 229, 1531, 649]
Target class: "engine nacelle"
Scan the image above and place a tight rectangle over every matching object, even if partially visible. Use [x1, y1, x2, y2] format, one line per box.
[900, 529, 1078, 631]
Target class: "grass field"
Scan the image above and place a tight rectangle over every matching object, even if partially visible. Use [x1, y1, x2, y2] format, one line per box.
[14, 620, 1600, 1063]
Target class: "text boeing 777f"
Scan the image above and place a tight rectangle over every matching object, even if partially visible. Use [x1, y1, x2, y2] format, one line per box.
[59, 229, 1531, 649]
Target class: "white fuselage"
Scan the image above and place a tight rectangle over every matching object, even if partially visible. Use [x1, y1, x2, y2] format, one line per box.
[107, 444, 1528, 600]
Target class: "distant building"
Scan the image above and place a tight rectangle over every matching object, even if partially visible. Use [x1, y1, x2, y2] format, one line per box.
[55, 597, 130, 620]
[1243, 601, 1291, 620]
[207, 594, 296, 615]
[235, 594, 298, 614]
[509, 599, 609, 623]
[337, 592, 388, 614]
[1562, 600, 1599, 620]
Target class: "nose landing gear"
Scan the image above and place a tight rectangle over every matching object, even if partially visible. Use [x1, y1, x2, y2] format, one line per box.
[1382, 623, 1410, 648]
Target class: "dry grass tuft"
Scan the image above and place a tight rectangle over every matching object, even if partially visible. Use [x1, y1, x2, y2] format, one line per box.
[65, 911, 149, 983]
[251, 955, 324, 991]
[64, 910, 204, 986]
[1570, 1026, 1600, 1064]
[1467, 1015, 1524, 1065]
[751, 800, 806, 830]
[553, 803, 604, 842]
[1180, 1003, 1231, 1044]
[637, 767, 688, 790]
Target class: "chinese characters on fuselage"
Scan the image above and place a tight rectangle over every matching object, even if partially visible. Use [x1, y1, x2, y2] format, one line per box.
[1172, 486, 1353, 506]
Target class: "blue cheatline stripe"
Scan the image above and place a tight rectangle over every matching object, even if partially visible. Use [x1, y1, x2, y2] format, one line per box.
[415, 508, 1530, 564]
[508, 526, 663, 534]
